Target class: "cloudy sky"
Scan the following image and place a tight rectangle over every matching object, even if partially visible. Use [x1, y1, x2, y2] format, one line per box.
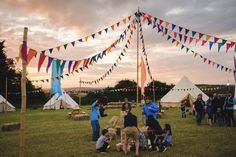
[0, 0, 236, 89]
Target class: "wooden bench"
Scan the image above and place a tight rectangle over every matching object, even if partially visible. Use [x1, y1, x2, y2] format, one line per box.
[2, 122, 20, 131]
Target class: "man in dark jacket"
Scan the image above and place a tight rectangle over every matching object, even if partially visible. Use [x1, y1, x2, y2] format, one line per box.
[224, 93, 235, 127]
[194, 94, 205, 125]
[212, 93, 218, 123]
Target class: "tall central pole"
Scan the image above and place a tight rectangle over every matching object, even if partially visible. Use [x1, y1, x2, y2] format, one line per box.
[136, 8, 140, 106]
[19, 27, 28, 157]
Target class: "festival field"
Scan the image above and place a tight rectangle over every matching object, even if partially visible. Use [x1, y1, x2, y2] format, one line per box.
[0, 106, 235, 157]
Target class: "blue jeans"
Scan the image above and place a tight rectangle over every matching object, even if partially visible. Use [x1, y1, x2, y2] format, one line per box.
[196, 111, 203, 125]
[91, 120, 100, 141]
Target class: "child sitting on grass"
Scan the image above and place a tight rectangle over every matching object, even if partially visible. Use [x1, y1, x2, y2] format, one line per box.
[96, 129, 111, 153]
[162, 124, 173, 147]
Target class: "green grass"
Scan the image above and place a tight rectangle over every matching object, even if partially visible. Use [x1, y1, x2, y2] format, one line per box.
[0, 106, 236, 157]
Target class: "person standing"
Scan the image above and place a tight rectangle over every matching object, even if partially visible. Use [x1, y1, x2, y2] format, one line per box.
[212, 93, 218, 124]
[142, 96, 158, 124]
[194, 94, 205, 125]
[123, 111, 140, 157]
[122, 98, 132, 112]
[224, 93, 236, 127]
[206, 95, 213, 125]
[91, 100, 101, 141]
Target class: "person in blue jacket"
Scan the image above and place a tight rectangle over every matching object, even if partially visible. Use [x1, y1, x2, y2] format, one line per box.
[91, 100, 101, 141]
[142, 96, 158, 124]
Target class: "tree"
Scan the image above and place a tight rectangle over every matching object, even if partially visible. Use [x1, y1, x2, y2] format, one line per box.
[145, 80, 174, 100]
[0, 40, 47, 108]
[114, 79, 137, 88]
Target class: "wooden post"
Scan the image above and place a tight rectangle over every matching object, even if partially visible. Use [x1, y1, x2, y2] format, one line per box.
[19, 27, 28, 157]
[136, 8, 140, 106]
[79, 78, 82, 106]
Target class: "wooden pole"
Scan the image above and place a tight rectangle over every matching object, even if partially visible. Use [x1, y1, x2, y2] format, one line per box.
[19, 27, 28, 157]
[136, 8, 140, 106]
[79, 78, 82, 106]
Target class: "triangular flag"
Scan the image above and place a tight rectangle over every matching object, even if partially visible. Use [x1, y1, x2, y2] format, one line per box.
[179, 34, 183, 41]
[56, 46, 60, 52]
[104, 28, 108, 33]
[174, 32, 177, 38]
[91, 33, 95, 39]
[165, 21, 170, 27]
[71, 41, 75, 47]
[171, 24, 176, 30]
[201, 40, 207, 46]
[189, 37, 194, 44]
[37, 53, 46, 72]
[195, 38, 200, 45]
[209, 41, 214, 50]
[221, 39, 227, 46]
[218, 43, 222, 52]
[167, 35, 171, 40]
[98, 31, 102, 35]
[184, 36, 188, 43]
[192, 31, 197, 37]
[206, 35, 211, 41]
[179, 26, 183, 33]
[63, 44, 68, 50]
[226, 43, 232, 52]
[46, 57, 53, 73]
[116, 22, 120, 27]
[68, 61, 73, 73]
[199, 33, 203, 40]
[27, 48, 37, 64]
[111, 25, 115, 31]
[185, 29, 189, 35]
[49, 48, 53, 53]
[203, 58, 207, 63]
[123, 18, 127, 24]
[214, 37, 219, 43]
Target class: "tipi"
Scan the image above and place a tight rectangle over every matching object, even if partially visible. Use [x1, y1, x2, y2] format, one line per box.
[43, 91, 79, 110]
[161, 76, 209, 107]
[0, 95, 15, 112]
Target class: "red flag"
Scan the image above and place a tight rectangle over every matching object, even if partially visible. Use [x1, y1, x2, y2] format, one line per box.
[38, 53, 46, 72]
[140, 57, 146, 96]
[27, 48, 37, 64]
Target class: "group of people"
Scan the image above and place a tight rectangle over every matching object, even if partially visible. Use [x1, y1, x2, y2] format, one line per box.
[192, 93, 235, 127]
[91, 96, 173, 157]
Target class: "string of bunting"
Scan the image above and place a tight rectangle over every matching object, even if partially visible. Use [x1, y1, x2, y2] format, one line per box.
[108, 86, 225, 92]
[6, 89, 42, 95]
[34, 15, 133, 55]
[141, 15, 234, 74]
[136, 13, 153, 80]
[140, 12, 236, 53]
[80, 22, 136, 85]
[30, 20, 137, 83]
[30, 22, 135, 74]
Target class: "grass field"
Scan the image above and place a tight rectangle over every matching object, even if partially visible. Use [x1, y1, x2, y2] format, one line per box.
[0, 106, 236, 157]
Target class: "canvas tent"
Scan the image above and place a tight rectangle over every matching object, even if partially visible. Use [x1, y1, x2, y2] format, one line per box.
[0, 95, 15, 112]
[43, 92, 79, 110]
[161, 76, 209, 107]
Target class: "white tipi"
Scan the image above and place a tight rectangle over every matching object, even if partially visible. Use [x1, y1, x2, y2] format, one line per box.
[161, 76, 208, 107]
[43, 91, 79, 110]
[0, 95, 15, 112]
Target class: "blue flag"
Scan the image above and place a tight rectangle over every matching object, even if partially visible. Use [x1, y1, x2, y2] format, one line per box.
[51, 60, 62, 96]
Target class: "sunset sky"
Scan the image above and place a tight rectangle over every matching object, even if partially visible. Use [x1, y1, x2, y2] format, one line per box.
[1, 0, 236, 89]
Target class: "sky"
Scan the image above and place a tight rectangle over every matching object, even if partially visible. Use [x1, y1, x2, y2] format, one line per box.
[0, 0, 236, 89]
